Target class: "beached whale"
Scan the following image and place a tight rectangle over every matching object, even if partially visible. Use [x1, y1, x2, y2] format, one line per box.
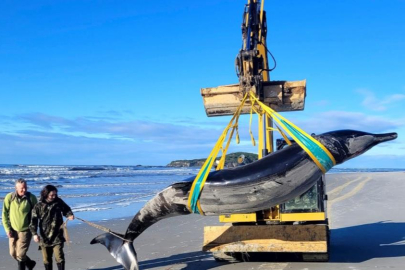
[91, 129, 397, 270]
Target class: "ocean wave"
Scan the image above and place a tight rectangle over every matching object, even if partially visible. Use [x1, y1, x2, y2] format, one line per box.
[3, 167, 400, 183]
[16, 165, 66, 168]
[0, 165, 195, 221]
[0, 181, 170, 190]
[59, 182, 168, 189]
[0, 194, 153, 204]
[62, 192, 145, 198]
[0, 174, 98, 183]
[71, 193, 155, 210]
[72, 207, 112, 212]
[0, 167, 197, 183]
[116, 202, 132, 206]
[69, 167, 107, 171]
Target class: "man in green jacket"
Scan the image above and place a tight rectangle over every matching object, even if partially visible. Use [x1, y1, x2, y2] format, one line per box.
[2, 178, 38, 270]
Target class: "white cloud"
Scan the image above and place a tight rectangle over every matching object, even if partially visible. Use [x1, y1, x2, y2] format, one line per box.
[15, 112, 226, 144]
[289, 110, 402, 135]
[357, 89, 405, 111]
[2, 110, 404, 166]
[0, 112, 232, 165]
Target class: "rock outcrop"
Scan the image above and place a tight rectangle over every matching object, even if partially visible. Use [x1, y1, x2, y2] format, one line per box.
[167, 152, 258, 168]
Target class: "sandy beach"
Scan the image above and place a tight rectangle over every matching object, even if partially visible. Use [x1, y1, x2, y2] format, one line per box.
[2, 171, 405, 270]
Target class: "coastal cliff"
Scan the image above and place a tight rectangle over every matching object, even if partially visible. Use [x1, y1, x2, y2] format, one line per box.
[167, 152, 258, 168]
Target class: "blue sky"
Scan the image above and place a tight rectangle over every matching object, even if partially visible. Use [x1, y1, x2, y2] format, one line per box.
[1, 0, 404, 167]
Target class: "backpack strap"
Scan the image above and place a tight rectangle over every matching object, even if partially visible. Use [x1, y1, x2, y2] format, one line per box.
[10, 192, 17, 202]
[25, 192, 33, 210]
[9, 191, 34, 211]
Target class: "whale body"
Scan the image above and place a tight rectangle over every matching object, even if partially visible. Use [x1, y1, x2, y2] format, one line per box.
[91, 130, 397, 270]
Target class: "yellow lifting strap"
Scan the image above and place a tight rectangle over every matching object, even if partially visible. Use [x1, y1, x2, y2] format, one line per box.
[187, 91, 336, 215]
[267, 125, 293, 146]
[248, 92, 336, 173]
[187, 93, 249, 215]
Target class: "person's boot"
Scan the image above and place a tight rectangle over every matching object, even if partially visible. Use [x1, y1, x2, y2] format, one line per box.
[17, 261, 26, 270]
[56, 262, 65, 270]
[26, 259, 36, 270]
[44, 263, 52, 270]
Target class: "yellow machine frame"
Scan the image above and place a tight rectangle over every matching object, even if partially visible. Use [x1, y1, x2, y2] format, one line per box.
[218, 0, 325, 225]
[201, 0, 329, 261]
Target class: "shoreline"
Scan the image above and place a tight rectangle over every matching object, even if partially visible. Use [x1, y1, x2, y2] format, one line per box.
[2, 171, 405, 270]
[0, 214, 221, 270]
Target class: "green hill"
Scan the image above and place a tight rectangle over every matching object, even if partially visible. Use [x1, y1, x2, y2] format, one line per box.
[167, 152, 258, 168]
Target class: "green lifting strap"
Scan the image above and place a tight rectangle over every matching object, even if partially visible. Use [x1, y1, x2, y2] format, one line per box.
[187, 93, 250, 214]
[187, 92, 337, 214]
[188, 157, 212, 214]
[280, 119, 334, 172]
[250, 92, 336, 173]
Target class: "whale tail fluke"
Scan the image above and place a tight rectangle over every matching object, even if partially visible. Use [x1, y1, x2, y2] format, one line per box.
[90, 233, 139, 270]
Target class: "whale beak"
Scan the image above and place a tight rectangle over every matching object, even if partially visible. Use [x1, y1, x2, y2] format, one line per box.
[375, 132, 398, 143]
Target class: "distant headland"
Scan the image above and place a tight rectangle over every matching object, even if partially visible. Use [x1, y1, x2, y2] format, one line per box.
[167, 152, 258, 168]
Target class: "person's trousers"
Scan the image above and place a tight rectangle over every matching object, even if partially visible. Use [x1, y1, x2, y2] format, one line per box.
[41, 244, 65, 264]
[9, 230, 32, 262]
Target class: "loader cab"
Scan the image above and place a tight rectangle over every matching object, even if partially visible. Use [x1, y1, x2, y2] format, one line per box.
[208, 138, 330, 262]
[276, 138, 327, 217]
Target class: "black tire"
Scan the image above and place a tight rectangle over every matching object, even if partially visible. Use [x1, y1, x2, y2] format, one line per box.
[212, 252, 242, 263]
[302, 252, 329, 262]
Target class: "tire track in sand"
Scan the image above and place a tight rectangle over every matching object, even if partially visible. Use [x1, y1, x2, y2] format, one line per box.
[328, 176, 372, 223]
[327, 176, 363, 197]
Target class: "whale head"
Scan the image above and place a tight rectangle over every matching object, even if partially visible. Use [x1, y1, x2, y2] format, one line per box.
[315, 130, 397, 165]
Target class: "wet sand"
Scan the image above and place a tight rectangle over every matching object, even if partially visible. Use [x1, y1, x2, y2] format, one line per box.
[1, 172, 405, 270]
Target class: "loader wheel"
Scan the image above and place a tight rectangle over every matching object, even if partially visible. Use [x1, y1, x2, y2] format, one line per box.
[302, 252, 329, 262]
[212, 252, 242, 263]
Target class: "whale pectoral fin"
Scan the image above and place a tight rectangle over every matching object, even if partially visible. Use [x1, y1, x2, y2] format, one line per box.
[91, 233, 139, 270]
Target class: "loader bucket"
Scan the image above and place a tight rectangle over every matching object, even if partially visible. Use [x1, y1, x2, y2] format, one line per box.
[201, 80, 306, 117]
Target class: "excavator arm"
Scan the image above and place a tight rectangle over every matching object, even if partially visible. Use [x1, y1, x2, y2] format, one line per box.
[200, 0, 306, 118]
[236, 0, 270, 99]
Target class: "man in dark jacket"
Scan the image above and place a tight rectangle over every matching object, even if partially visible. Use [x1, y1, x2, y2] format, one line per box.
[30, 185, 74, 270]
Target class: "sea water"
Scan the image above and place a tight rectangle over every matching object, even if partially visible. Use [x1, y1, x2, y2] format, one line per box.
[0, 164, 200, 237]
[1, 164, 403, 237]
